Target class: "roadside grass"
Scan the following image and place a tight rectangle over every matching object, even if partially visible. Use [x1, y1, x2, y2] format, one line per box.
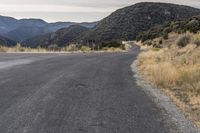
[0, 44, 48, 53]
[136, 33, 200, 127]
[0, 43, 131, 53]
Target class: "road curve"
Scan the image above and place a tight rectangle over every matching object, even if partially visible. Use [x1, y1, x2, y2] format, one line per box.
[0, 46, 179, 133]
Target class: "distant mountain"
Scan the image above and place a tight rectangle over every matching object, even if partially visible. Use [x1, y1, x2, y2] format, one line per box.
[4, 26, 50, 42]
[22, 25, 89, 48]
[17, 19, 48, 27]
[0, 16, 18, 35]
[79, 22, 98, 29]
[81, 2, 200, 44]
[0, 36, 16, 47]
[46, 22, 98, 32]
[0, 15, 97, 42]
[136, 15, 200, 42]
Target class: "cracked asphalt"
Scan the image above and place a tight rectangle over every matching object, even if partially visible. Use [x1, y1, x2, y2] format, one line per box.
[0, 47, 179, 133]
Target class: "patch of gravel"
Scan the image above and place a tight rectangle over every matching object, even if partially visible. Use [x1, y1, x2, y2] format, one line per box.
[131, 61, 200, 133]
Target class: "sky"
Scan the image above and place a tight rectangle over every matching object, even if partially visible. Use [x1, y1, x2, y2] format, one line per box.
[0, 0, 200, 22]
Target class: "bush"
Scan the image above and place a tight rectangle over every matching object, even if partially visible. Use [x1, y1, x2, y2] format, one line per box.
[192, 33, 200, 47]
[64, 44, 78, 51]
[159, 39, 163, 44]
[15, 43, 26, 52]
[48, 44, 60, 51]
[102, 47, 109, 51]
[176, 34, 191, 47]
[193, 39, 200, 46]
[80, 46, 91, 52]
[186, 19, 200, 33]
[163, 33, 168, 40]
[0, 46, 7, 52]
[146, 41, 152, 46]
[101, 41, 122, 48]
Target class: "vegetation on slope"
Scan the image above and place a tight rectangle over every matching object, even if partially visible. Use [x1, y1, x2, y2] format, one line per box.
[136, 16, 200, 43]
[22, 25, 89, 48]
[81, 2, 200, 44]
[0, 35, 16, 47]
[5, 26, 50, 42]
[136, 32, 200, 127]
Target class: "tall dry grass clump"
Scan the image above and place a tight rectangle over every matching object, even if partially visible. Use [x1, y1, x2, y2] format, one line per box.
[138, 48, 180, 88]
[137, 33, 200, 127]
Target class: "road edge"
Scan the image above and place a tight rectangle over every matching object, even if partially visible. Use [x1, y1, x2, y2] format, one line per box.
[131, 60, 200, 133]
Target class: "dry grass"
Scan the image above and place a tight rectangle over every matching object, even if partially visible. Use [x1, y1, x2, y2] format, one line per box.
[0, 43, 130, 53]
[0, 44, 49, 53]
[137, 33, 200, 127]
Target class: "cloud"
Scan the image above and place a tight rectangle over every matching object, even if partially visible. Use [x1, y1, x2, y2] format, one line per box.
[0, 0, 200, 22]
[0, 4, 117, 13]
[0, 12, 110, 22]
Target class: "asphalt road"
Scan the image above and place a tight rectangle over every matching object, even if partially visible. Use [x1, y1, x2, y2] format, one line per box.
[0, 46, 179, 133]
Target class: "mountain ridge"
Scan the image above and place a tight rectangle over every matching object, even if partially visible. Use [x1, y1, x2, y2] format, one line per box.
[0, 15, 97, 42]
[22, 25, 89, 48]
[80, 2, 200, 44]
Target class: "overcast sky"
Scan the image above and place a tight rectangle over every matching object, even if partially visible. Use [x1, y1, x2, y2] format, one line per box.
[0, 0, 200, 22]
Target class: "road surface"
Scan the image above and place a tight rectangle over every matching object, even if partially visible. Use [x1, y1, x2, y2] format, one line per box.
[0, 46, 179, 133]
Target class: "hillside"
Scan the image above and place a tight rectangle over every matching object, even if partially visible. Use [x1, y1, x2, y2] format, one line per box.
[0, 36, 16, 47]
[0, 16, 18, 35]
[5, 26, 50, 42]
[46, 22, 97, 32]
[22, 25, 89, 48]
[0, 16, 47, 35]
[136, 15, 200, 43]
[136, 22, 200, 127]
[81, 2, 200, 44]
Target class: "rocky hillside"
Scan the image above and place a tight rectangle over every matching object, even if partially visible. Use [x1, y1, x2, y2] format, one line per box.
[22, 25, 89, 48]
[136, 15, 200, 42]
[81, 2, 200, 44]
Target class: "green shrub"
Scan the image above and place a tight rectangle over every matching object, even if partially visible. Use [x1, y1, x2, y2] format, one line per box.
[176, 34, 191, 47]
[100, 41, 123, 49]
[164, 27, 171, 33]
[186, 20, 200, 33]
